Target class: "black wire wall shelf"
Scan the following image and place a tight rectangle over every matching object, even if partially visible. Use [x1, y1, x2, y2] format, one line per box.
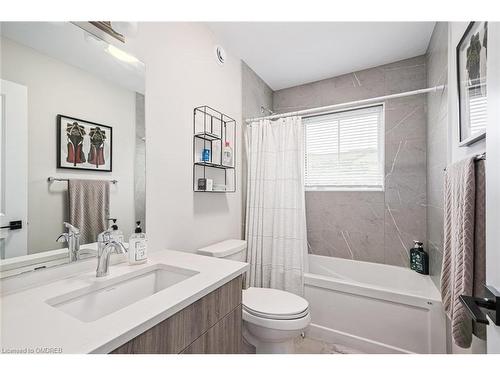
[194, 132, 221, 141]
[194, 161, 235, 170]
[193, 106, 236, 193]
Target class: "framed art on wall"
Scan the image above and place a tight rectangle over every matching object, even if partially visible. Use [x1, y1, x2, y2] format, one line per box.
[57, 114, 113, 172]
[457, 21, 488, 146]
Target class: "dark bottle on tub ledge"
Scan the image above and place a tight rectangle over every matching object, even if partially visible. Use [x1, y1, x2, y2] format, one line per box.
[410, 241, 429, 275]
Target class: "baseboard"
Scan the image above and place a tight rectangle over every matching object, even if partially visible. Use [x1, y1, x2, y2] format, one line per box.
[306, 324, 414, 354]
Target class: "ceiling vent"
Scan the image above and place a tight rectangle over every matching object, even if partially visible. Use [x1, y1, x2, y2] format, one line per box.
[215, 45, 226, 65]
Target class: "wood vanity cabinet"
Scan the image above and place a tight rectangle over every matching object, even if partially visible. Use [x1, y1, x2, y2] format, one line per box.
[111, 275, 243, 354]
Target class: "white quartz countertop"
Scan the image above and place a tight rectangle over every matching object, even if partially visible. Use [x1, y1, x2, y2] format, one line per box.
[0, 250, 248, 354]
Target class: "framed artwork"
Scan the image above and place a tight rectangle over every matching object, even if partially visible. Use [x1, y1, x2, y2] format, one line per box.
[457, 21, 488, 146]
[57, 114, 113, 172]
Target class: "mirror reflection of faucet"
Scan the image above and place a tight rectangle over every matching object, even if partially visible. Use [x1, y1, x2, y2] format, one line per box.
[56, 222, 81, 262]
[56, 222, 98, 262]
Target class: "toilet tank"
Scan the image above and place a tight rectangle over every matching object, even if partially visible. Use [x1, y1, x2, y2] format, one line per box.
[197, 239, 247, 262]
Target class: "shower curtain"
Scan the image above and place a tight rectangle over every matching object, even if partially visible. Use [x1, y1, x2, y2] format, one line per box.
[245, 116, 307, 295]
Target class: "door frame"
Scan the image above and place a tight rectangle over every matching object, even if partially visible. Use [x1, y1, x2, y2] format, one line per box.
[0, 79, 28, 259]
[485, 22, 500, 353]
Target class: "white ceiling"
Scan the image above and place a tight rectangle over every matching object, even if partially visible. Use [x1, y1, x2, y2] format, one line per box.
[207, 22, 435, 90]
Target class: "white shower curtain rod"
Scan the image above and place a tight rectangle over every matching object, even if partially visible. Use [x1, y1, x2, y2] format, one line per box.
[245, 85, 445, 123]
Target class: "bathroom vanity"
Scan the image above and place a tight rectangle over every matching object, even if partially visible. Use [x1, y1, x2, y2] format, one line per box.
[0, 250, 248, 354]
[112, 274, 243, 354]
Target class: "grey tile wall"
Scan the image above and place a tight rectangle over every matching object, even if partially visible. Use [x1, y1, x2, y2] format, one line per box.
[242, 61, 273, 120]
[425, 23, 449, 288]
[274, 56, 428, 267]
[305, 191, 385, 263]
[384, 95, 427, 266]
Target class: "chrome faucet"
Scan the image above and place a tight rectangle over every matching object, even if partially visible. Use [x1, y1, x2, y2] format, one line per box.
[96, 229, 127, 277]
[56, 222, 81, 262]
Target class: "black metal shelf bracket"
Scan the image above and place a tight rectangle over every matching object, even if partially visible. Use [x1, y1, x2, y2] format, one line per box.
[460, 285, 500, 326]
[194, 132, 221, 141]
[194, 162, 235, 170]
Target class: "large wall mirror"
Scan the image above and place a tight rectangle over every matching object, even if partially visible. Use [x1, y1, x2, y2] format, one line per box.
[0, 22, 145, 276]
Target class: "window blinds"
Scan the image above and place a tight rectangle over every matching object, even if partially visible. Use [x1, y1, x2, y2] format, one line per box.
[468, 87, 487, 136]
[303, 105, 384, 190]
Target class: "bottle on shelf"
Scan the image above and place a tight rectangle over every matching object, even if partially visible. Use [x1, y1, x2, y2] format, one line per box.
[222, 141, 233, 167]
[202, 148, 211, 162]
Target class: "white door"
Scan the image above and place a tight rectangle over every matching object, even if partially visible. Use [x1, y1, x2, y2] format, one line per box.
[0, 79, 28, 259]
[486, 22, 500, 353]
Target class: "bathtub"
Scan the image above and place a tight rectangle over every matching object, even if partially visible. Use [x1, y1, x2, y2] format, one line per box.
[304, 254, 446, 354]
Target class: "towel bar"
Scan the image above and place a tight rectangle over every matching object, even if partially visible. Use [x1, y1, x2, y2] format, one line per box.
[443, 152, 486, 171]
[47, 177, 118, 184]
[0, 220, 22, 230]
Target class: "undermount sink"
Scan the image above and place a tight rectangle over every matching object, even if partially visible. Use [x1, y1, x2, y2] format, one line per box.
[46, 264, 199, 322]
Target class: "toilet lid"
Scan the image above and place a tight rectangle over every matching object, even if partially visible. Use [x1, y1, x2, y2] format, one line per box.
[242, 287, 309, 320]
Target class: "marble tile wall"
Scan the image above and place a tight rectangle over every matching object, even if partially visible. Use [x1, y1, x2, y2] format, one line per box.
[305, 191, 385, 263]
[425, 23, 449, 288]
[274, 56, 428, 267]
[242, 61, 274, 120]
[384, 94, 427, 266]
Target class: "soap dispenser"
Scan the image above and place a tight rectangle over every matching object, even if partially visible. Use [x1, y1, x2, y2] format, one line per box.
[410, 241, 429, 275]
[108, 218, 124, 243]
[128, 221, 147, 265]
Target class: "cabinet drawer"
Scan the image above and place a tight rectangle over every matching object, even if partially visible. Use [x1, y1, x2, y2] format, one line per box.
[181, 305, 242, 354]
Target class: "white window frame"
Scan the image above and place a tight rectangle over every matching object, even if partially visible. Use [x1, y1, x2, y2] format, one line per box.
[303, 103, 385, 192]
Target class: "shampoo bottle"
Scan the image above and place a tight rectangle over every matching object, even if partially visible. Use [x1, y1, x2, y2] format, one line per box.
[222, 141, 233, 167]
[128, 221, 147, 265]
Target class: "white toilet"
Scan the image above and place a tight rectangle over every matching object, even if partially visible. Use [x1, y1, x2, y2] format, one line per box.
[197, 239, 311, 354]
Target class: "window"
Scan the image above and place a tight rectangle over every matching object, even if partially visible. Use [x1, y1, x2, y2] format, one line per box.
[303, 105, 384, 191]
[467, 85, 487, 136]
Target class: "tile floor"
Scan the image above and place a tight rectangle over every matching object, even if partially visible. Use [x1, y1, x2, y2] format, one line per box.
[293, 336, 364, 354]
[243, 336, 364, 354]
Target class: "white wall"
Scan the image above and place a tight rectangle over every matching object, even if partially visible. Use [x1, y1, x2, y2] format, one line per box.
[124, 23, 243, 252]
[1, 37, 136, 253]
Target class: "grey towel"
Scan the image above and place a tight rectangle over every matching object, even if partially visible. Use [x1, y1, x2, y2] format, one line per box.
[441, 158, 486, 348]
[473, 160, 486, 341]
[68, 179, 110, 244]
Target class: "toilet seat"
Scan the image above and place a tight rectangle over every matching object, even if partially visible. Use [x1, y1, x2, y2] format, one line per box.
[242, 287, 310, 322]
[243, 305, 309, 320]
[243, 309, 311, 331]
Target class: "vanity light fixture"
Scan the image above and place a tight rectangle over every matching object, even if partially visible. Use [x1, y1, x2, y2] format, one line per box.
[111, 22, 138, 38]
[111, 21, 138, 39]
